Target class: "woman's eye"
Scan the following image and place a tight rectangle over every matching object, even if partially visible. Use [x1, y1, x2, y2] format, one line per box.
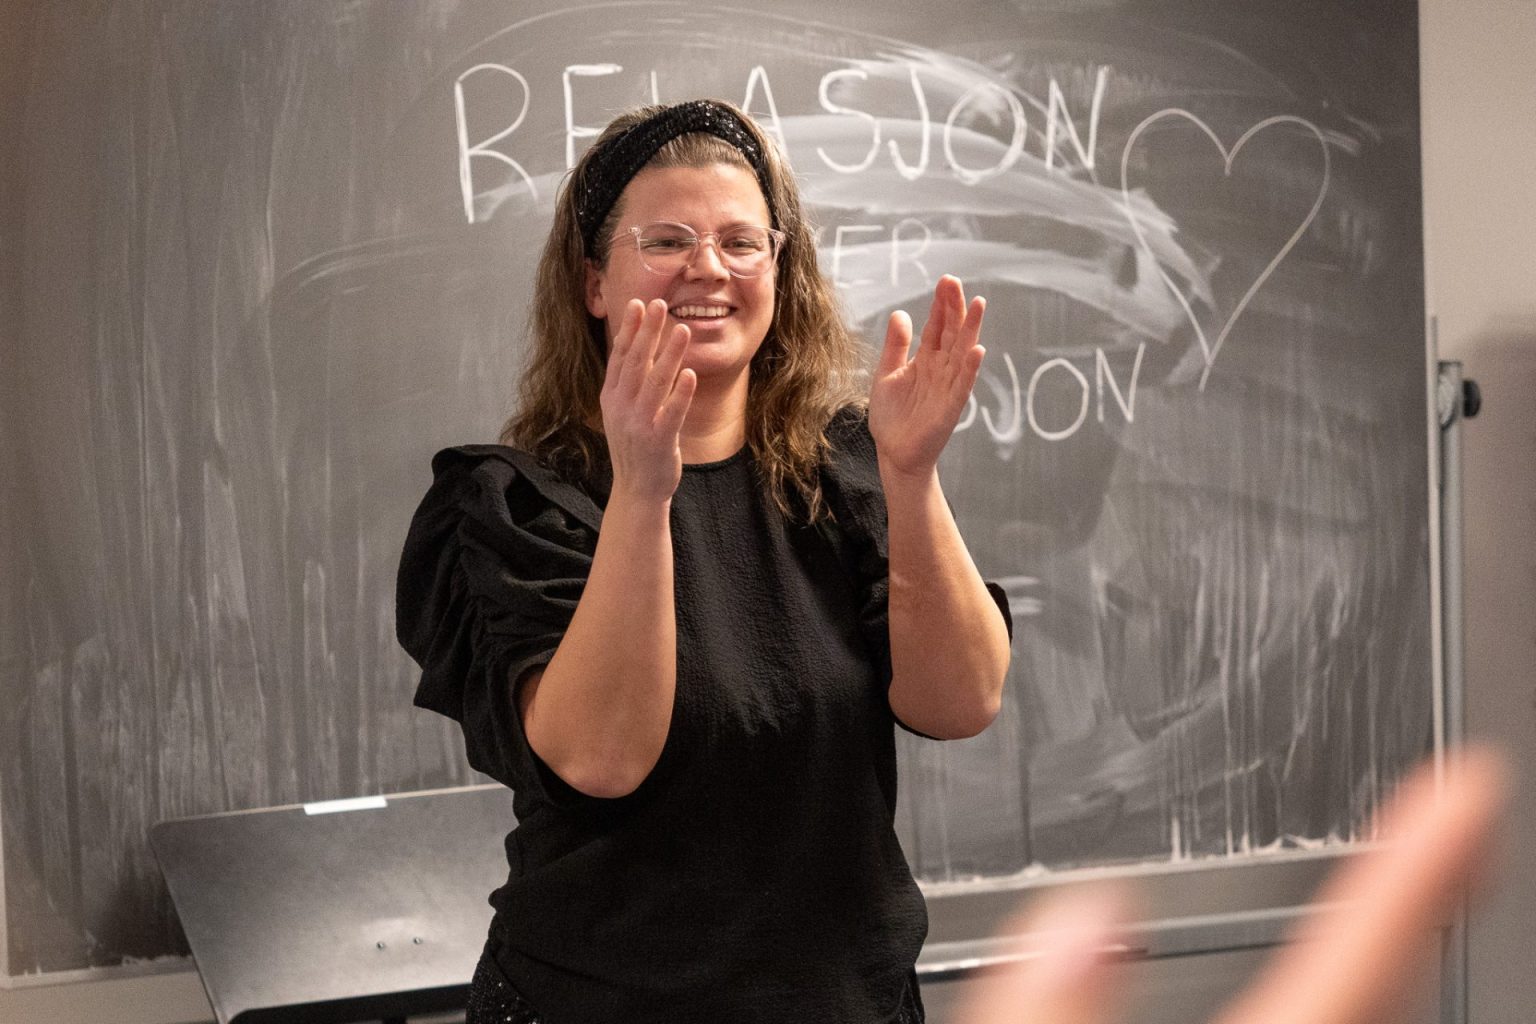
[723, 236, 766, 252]
[642, 237, 692, 252]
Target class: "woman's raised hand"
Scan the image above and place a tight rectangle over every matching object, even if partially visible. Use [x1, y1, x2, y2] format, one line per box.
[868, 275, 986, 480]
[600, 298, 697, 502]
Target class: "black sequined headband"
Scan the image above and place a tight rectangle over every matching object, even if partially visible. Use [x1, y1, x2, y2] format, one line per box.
[575, 100, 777, 255]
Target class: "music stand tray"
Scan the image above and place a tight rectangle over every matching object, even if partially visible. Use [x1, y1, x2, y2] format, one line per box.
[151, 784, 514, 1024]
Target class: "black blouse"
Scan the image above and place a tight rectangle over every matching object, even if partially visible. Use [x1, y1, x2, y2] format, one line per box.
[396, 408, 1011, 1023]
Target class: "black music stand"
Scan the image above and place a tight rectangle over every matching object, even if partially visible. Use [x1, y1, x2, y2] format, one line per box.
[151, 784, 515, 1024]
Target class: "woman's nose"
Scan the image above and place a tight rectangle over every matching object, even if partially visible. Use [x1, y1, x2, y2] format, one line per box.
[684, 236, 731, 279]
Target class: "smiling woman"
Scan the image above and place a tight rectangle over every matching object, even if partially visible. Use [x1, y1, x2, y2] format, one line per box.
[507, 99, 864, 521]
[395, 98, 1013, 1023]
[582, 162, 778, 416]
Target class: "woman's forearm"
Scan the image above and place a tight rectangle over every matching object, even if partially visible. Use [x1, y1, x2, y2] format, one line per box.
[881, 465, 1011, 739]
[516, 486, 676, 798]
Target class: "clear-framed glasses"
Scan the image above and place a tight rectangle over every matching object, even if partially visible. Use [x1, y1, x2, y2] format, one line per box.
[622, 221, 785, 278]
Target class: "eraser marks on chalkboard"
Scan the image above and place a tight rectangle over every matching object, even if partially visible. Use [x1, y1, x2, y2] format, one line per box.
[1115, 245, 1139, 289]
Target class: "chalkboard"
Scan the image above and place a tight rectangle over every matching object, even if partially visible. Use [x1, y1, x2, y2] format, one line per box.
[0, 0, 1431, 980]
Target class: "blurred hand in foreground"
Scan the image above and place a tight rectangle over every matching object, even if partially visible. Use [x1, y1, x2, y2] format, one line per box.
[957, 749, 1507, 1024]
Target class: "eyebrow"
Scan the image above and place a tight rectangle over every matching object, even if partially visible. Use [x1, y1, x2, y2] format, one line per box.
[641, 219, 769, 230]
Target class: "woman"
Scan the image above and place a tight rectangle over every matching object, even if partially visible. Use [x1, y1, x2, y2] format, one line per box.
[397, 98, 1012, 1023]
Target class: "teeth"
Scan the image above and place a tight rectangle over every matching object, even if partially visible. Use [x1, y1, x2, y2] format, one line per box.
[670, 305, 730, 319]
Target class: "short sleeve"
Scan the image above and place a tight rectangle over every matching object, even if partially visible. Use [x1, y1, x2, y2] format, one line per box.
[819, 408, 1014, 734]
[395, 445, 602, 801]
[818, 407, 895, 683]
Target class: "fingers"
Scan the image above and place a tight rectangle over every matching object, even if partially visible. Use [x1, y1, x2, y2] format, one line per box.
[868, 279, 987, 476]
[954, 887, 1129, 1024]
[936, 291, 985, 368]
[884, 282, 986, 376]
[959, 295, 987, 354]
[1214, 749, 1507, 1024]
[917, 278, 985, 372]
[598, 299, 693, 498]
[602, 299, 648, 397]
[617, 299, 670, 398]
[649, 318, 689, 387]
[879, 310, 914, 379]
[944, 296, 987, 404]
[604, 299, 691, 409]
[642, 321, 692, 415]
[919, 275, 965, 354]
[656, 368, 697, 437]
[951, 344, 986, 407]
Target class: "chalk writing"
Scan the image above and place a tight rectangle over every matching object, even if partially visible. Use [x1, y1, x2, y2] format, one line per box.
[454, 64, 535, 221]
[741, 65, 790, 153]
[817, 69, 882, 173]
[888, 65, 930, 181]
[1043, 68, 1108, 181]
[1028, 358, 1091, 441]
[889, 218, 932, 287]
[451, 59, 1326, 445]
[454, 60, 1108, 217]
[830, 224, 885, 289]
[957, 343, 1147, 444]
[1119, 109, 1330, 390]
[563, 63, 624, 168]
[820, 220, 934, 291]
[941, 80, 1028, 185]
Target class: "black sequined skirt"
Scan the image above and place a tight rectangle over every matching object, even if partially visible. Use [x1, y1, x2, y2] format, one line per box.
[463, 944, 926, 1023]
[464, 946, 541, 1024]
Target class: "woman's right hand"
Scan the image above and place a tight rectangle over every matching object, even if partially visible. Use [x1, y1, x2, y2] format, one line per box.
[600, 298, 697, 502]
[524, 298, 689, 799]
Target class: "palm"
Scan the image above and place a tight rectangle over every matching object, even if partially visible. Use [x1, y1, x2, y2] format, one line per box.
[868, 276, 987, 478]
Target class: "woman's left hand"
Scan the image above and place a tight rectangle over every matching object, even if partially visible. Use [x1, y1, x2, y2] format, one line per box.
[868, 275, 986, 480]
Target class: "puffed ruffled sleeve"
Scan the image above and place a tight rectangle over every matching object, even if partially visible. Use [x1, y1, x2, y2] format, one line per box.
[818, 408, 1014, 732]
[817, 408, 895, 685]
[396, 445, 603, 800]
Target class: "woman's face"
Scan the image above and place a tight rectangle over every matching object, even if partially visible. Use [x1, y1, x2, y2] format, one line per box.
[584, 162, 776, 392]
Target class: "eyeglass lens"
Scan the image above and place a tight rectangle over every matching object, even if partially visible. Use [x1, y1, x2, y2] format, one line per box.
[633, 223, 778, 277]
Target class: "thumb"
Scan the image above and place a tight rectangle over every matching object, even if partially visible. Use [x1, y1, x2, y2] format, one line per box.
[878, 310, 914, 378]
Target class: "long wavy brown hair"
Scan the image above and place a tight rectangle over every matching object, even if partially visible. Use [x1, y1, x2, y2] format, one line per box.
[501, 100, 865, 521]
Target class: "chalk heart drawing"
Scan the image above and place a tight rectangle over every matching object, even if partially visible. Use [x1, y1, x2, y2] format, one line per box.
[1119, 109, 1331, 390]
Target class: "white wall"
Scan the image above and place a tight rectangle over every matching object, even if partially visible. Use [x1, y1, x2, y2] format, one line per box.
[1421, 1, 1536, 1021]
[0, 968, 210, 1024]
[3, 2, 1532, 1021]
